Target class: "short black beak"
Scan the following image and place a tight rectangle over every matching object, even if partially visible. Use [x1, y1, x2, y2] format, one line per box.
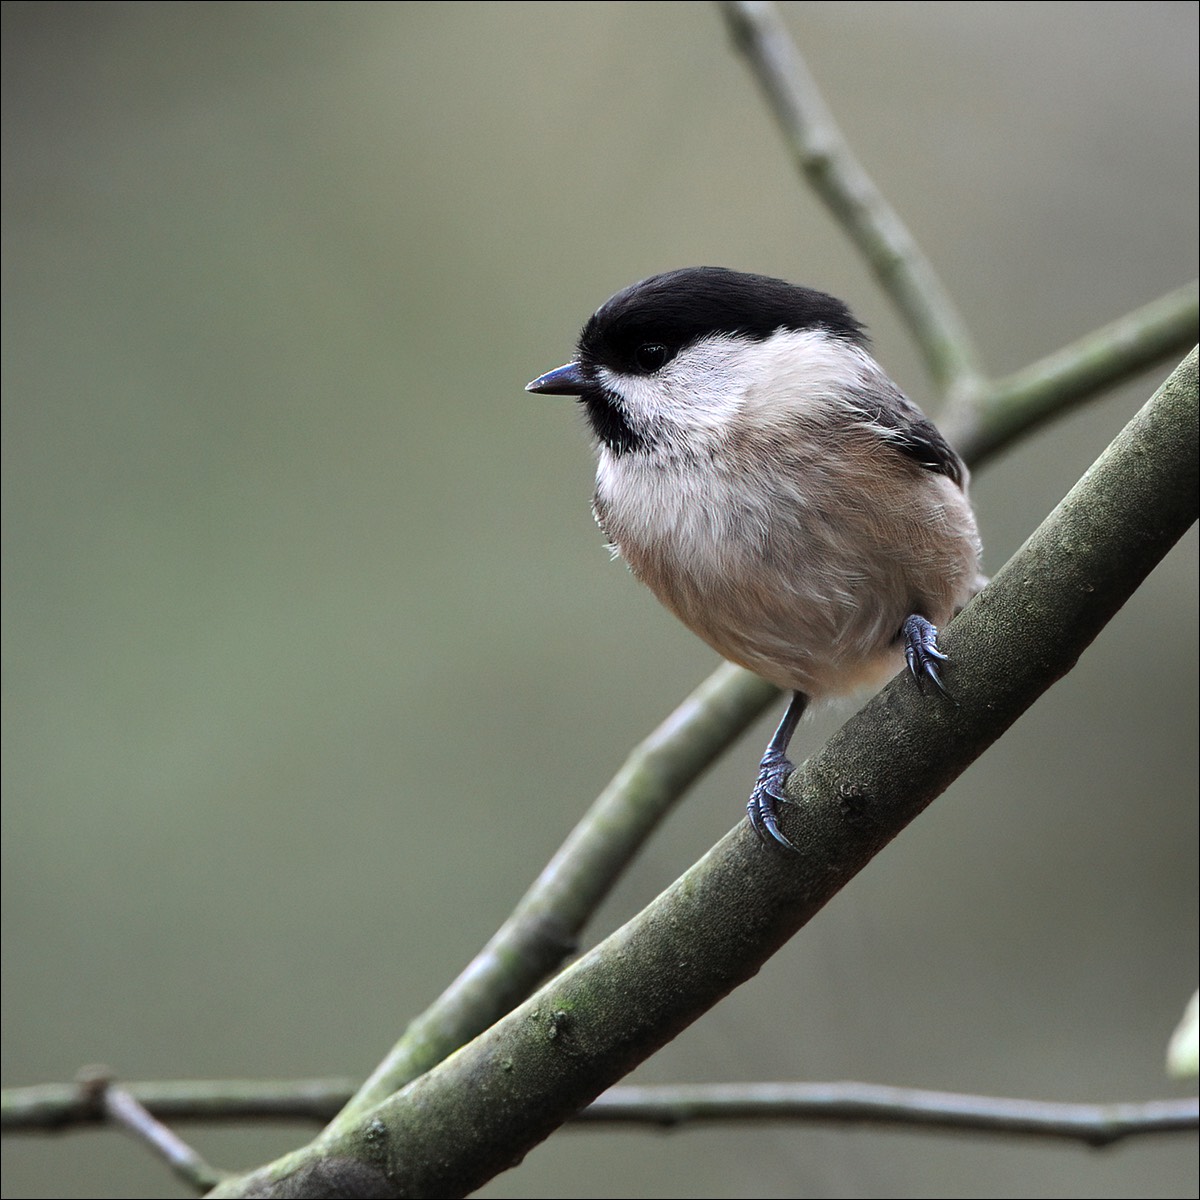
[526, 362, 586, 395]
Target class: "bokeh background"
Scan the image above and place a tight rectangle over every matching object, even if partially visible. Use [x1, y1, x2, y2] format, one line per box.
[2, 3, 1197, 1198]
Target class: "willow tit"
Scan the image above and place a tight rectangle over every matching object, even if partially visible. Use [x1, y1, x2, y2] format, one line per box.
[527, 267, 983, 851]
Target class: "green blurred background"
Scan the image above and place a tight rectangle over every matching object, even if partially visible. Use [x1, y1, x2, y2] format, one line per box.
[2, 3, 1197, 1197]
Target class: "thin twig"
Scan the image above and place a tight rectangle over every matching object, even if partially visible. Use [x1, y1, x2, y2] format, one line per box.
[72, 1069, 226, 1193]
[949, 283, 1200, 462]
[582, 1083, 1200, 1147]
[6, 1076, 1195, 1149]
[718, 0, 983, 399]
[105, 1089, 225, 1192]
[1, 1077, 355, 1132]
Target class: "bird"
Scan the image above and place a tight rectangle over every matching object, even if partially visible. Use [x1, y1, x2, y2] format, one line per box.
[526, 266, 983, 851]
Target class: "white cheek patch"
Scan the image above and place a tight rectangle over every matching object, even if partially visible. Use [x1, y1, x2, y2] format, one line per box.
[740, 328, 877, 418]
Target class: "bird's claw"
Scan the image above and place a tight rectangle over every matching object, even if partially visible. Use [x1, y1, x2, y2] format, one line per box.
[747, 749, 800, 853]
[902, 614, 950, 696]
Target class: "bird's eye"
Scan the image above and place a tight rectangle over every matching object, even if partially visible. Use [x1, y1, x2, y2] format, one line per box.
[633, 343, 668, 373]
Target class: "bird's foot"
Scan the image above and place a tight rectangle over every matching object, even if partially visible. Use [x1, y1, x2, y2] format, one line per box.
[902, 614, 950, 696]
[747, 748, 799, 853]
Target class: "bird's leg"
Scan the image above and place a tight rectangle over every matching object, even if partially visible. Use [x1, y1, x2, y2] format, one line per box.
[747, 690, 808, 852]
[901, 614, 949, 695]
[749, 620, 952, 852]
